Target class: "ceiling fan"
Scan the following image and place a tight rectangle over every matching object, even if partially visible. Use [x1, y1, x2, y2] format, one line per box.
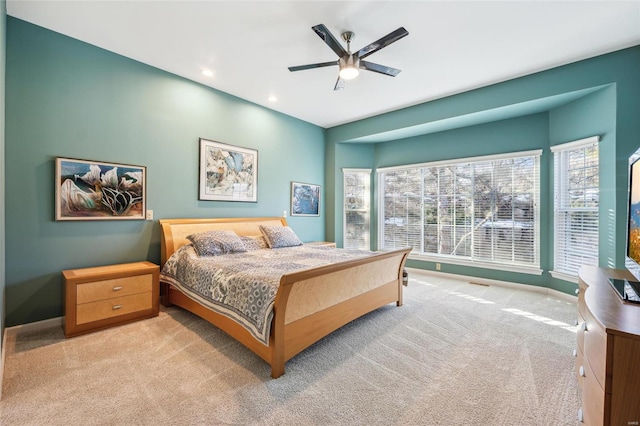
[288, 24, 409, 91]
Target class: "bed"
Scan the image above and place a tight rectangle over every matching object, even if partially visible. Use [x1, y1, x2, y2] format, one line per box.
[159, 217, 411, 378]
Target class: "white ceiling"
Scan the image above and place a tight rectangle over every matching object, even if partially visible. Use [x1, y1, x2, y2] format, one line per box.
[7, 1, 640, 129]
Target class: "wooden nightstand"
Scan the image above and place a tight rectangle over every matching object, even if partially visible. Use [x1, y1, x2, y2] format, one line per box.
[305, 241, 337, 248]
[63, 261, 160, 338]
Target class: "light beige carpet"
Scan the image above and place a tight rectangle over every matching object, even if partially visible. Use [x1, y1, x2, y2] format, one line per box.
[0, 271, 581, 425]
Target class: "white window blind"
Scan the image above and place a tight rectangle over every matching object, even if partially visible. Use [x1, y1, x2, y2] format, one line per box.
[551, 136, 599, 279]
[343, 169, 371, 250]
[378, 151, 541, 269]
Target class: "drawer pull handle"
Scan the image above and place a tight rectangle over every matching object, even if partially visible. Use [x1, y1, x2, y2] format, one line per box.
[112, 305, 123, 310]
[112, 286, 123, 291]
[578, 408, 583, 422]
[575, 288, 580, 295]
[579, 366, 585, 377]
[581, 322, 587, 332]
[572, 349, 577, 357]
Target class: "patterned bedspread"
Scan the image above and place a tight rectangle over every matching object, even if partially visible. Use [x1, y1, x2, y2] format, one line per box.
[160, 244, 375, 345]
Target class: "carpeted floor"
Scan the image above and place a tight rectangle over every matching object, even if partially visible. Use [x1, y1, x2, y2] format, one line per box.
[0, 271, 581, 425]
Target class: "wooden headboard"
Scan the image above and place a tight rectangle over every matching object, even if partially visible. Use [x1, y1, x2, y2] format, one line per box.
[159, 217, 288, 266]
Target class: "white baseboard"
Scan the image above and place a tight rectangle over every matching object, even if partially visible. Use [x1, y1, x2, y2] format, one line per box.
[406, 267, 577, 303]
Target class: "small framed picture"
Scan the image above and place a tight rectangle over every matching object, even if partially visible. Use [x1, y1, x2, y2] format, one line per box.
[199, 138, 258, 202]
[55, 157, 146, 221]
[291, 181, 320, 216]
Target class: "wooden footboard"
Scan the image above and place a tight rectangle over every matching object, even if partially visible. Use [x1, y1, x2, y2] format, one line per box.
[271, 249, 409, 377]
[159, 217, 410, 378]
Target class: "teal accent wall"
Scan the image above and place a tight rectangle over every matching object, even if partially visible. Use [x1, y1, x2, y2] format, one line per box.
[327, 46, 640, 294]
[4, 18, 325, 326]
[3, 17, 640, 327]
[1, 0, 7, 355]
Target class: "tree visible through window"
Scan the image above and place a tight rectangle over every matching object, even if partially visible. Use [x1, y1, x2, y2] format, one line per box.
[378, 151, 540, 269]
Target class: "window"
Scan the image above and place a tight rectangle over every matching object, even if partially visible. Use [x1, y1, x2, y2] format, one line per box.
[378, 150, 541, 273]
[551, 136, 599, 281]
[343, 168, 371, 249]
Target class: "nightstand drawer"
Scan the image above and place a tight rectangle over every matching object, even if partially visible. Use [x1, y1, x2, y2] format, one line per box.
[77, 292, 153, 325]
[77, 274, 153, 304]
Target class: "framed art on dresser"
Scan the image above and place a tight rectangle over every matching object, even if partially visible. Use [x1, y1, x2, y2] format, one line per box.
[198, 138, 258, 202]
[55, 157, 146, 221]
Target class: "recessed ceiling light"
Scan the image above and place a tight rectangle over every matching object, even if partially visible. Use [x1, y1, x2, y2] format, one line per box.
[201, 69, 214, 77]
[268, 95, 278, 102]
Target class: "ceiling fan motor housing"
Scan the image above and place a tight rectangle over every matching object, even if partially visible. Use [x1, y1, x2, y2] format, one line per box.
[339, 54, 360, 69]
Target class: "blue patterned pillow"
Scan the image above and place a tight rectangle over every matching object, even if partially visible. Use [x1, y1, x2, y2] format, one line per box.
[187, 230, 247, 256]
[259, 225, 303, 248]
[240, 235, 269, 251]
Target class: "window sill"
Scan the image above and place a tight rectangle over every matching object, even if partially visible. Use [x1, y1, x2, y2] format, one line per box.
[408, 253, 543, 276]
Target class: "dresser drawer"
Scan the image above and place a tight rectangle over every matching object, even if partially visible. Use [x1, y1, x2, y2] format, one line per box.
[77, 274, 153, 304]
[577, 311, 585, 355]
[582, 306, 608, 389]
[77, 292, 153, 325]
[575, 346, 584, 386]
[581, 358, 607, 426]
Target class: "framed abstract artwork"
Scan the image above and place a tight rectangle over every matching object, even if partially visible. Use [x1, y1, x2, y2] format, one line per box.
[291, 181, 320, 216]
[199, 138, 258, 202]
[55, 157, 146, 221]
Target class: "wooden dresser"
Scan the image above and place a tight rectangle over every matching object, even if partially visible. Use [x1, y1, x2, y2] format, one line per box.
[63, 261, 159, 338]
[577, 266, 640, 425]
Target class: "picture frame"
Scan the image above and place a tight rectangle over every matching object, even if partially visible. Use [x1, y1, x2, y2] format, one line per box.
[199, 138, 258, 202]
[291, 181, 320, 216]
[55, 157, 146, 221]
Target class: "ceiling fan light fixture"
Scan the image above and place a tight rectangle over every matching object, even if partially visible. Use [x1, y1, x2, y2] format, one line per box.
[288, 24, 408, 90]
[339, 55, 360, 80]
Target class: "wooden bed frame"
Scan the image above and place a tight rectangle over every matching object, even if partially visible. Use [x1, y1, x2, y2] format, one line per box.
[159, 217, 411, 378]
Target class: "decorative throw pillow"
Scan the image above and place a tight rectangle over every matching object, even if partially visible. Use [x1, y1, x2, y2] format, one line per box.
[259, 225, 303, 249]
[240, 235, 269, 251]
[187, 230, 247, 256]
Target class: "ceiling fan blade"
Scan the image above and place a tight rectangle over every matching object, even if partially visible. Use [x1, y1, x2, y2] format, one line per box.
[360, 60, 402, 77]
[288, 61, 338, 72]
[312, 24, 348, 58]
[334, 77, 346, 91]
[356, 27, 409, 60]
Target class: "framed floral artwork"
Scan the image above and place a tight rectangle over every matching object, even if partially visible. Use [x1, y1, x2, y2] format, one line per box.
[291, 181, 320, 216]
[199, 138, 258, 202]
[55, 157, 146, 221]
